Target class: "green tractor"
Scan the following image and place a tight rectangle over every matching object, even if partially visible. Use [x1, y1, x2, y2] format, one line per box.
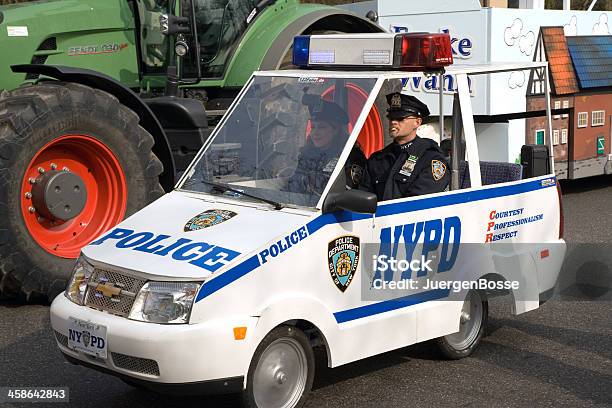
[0, 0, 382, 300]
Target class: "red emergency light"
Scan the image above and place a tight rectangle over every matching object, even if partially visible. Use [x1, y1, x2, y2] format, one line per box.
[395, 33, 453, 70]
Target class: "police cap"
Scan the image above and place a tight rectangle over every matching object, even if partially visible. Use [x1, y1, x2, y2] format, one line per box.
[386, 92, 430, 120]
[310, 100, 349, 125]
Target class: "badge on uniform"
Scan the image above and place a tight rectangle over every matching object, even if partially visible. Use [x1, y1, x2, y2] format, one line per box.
[431, 160, 447, 181]
[349, 163, 363, 185]
[323, 157, 338, 173]
[399, 156, 418, 177]
[184, 209, 237, 231]
[328, 235, 360, 292]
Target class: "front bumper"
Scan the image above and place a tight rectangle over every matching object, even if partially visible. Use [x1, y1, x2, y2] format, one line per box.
[50, 294, 256, 386]
[62, 354, 243, 395]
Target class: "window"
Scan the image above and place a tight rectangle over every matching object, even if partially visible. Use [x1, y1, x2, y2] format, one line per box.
[562, 100, 569, 118]
[554, 101, 560, 119]
[578, 112, 588, 128]
[592, 110, 605, 126]
[195, 0, 261, 78]
[535, 129, 545, 145]
[561, 129, 568, 144]
[180, 75, 379, 208]
[553, 129, 559, 145]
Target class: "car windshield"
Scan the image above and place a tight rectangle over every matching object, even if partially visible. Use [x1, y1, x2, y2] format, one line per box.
[180, 75, 378, 208]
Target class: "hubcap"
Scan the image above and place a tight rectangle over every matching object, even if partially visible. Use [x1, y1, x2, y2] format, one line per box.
[21, 135, 127, 258]
[253, 337, 308, 408]
[445, 291, 483, 350]
[30, 170, 87, 221]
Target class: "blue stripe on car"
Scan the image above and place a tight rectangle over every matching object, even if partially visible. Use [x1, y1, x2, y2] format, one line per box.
[195, 177, 555, 312]
[333, 288, 451, 323]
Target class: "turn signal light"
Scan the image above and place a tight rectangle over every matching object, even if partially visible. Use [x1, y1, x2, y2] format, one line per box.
[233, 327, 247, 340]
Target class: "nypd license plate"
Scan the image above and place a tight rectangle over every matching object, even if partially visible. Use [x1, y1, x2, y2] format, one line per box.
[67, 317, 107, 359]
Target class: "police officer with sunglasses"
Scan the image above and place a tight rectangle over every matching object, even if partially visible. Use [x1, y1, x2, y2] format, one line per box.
[360, 93, 449, 201]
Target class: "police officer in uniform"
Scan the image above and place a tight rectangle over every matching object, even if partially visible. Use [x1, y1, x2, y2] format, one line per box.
[360, 93, 449, 200]
[288, 100, 366, 194]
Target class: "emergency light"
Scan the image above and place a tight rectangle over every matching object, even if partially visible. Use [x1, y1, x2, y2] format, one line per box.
[292, 33, 453, 71]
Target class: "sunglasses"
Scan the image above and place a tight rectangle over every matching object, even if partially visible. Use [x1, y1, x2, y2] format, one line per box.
[387, 115, 420, 121]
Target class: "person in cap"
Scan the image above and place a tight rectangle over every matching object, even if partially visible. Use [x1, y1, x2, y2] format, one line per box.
[288, 99, 366, 195]
[359, 93, 449, 200]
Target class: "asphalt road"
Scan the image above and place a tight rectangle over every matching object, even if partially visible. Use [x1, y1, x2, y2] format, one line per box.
[1, 176, 611, 408]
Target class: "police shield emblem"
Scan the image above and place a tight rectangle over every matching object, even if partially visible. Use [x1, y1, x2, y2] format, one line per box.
[184, 209, 237, 232]
[391, 93, 402, 108]
[399, 158, 416, 177]
[431, 160, 447, 181]
[82, 330, 91, 347]
[328, 236, 360, 292]
[349, 164, 364, 185]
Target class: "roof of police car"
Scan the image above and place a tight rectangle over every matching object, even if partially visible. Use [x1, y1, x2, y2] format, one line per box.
[255, 62, 549, 78]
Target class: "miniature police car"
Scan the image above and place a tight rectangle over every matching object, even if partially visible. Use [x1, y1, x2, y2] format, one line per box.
[50, 33, 566, 407]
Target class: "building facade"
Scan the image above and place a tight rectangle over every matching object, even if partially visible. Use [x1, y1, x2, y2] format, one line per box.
[527, 27, 612, 179]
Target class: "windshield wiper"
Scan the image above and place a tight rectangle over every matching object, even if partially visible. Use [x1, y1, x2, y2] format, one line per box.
[200, 180, 284, 210]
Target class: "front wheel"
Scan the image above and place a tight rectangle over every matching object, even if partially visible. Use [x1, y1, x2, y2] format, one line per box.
[243, 326, 315, 408]
[436, 290, 488, 359]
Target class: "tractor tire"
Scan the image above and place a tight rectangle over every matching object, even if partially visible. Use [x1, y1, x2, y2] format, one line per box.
[257, 83, 307, 179]
[0, 81, 164, 302]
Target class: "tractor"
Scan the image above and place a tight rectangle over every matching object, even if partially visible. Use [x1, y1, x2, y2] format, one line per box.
[0, 0, 383, 300]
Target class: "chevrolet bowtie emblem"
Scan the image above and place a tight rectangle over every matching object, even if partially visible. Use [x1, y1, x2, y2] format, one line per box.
[96, 283, 121, 298]
[88, 282, 136, 299]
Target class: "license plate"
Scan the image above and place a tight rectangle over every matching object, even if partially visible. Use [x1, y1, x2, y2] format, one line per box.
[67, 317, 107, 359]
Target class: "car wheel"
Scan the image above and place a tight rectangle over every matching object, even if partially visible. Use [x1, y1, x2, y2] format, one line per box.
[243, 325, 315, 408]
[436, 289, 488, 359]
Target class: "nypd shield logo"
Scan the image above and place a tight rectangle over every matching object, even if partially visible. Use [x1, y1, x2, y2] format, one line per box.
[184, 209, 237, 232]
[328, 236, 360, 292]
[432, 160, 447, 181]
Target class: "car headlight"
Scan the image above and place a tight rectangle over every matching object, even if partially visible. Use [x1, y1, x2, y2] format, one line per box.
[128, 282, 201, 324]
[65, 255, 95, 305]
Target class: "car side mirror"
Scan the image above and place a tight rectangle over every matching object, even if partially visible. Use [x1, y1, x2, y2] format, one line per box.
[323, 189, 377, 214]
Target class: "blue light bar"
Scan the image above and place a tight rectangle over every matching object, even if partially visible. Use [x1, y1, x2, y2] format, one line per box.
[292, 35, 310, 67]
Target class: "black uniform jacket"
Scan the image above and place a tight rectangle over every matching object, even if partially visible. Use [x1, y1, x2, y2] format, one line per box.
[288, 141, 367, 195]
[360, 136, 450, 201]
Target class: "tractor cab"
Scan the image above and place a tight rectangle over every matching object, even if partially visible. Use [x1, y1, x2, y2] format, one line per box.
[137, 0, 264, 75]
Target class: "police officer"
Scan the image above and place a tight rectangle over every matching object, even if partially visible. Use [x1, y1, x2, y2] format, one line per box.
[360, 93, 449, 200]
[288, 100, 366, 194]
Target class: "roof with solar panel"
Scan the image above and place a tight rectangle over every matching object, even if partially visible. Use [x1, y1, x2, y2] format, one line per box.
[567, 35, 612, 90]
[536, 27, 612, 93]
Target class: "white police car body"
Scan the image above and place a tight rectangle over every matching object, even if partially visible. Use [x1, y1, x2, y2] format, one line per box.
[50, 34, 565, 406]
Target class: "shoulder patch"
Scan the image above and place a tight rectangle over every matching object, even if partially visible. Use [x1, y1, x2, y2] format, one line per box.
[431, 160, 447, 181]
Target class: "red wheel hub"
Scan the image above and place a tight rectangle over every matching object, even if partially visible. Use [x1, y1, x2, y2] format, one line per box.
[20, 135, 127, 258]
